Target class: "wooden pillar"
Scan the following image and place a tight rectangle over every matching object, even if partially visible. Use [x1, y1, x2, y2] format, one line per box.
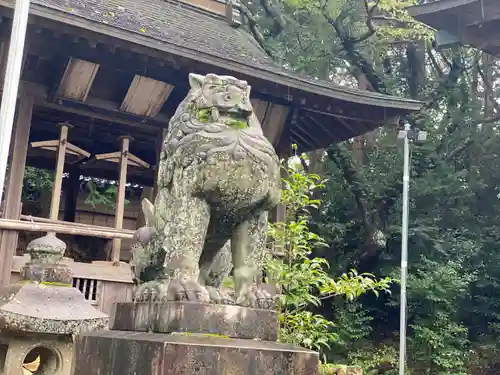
[0, 94, 33, 286]
[111, 136, 132, 264]
[48, 123, 70, 227]
[63, 166, 80, 223]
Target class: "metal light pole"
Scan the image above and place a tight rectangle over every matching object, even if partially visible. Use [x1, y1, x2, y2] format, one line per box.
[397, 124, 426, 375]
[0, 0, 31, 206]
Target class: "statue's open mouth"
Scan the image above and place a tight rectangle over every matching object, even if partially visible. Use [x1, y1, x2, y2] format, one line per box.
[197, 107, 250, 129]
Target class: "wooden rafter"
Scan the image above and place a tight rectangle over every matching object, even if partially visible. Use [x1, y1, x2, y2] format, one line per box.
[120, 75, 174, 117]
[56, 57, 100, 102]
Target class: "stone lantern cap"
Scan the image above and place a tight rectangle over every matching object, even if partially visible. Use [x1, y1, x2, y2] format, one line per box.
[0, 233, 109, 335]
[0, 283, 108, 335]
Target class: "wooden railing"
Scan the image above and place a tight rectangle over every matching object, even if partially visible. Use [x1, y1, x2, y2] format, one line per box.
[0, 214, 134, 240]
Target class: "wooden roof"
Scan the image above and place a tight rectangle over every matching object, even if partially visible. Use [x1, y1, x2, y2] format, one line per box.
[0, 0, 422, 185]
[408, 0, 500, 56]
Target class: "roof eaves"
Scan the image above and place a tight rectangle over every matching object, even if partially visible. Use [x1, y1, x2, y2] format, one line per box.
[407, 0, 476, 17]
[3, 0, 422, 113]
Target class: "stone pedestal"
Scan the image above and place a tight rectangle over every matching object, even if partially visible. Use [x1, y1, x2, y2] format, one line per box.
[0, 233, 109, 375]
[73, 301, 319, 375]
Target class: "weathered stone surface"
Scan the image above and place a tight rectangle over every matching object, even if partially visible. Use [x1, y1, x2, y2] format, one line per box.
[73, 330, 319, 375]
[131, 73, 281, 307]
[21, 233, 74, 284]
[0, 232, 109, 375]
[0, 283, 108, 334]
[26, 233, 66, 262]
[110, 301, 278, 341]
[0, 332, 74, 375]
[20, 262, 73, 285]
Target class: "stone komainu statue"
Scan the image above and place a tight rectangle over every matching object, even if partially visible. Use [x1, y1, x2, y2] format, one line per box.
[131, 73, 281, 307]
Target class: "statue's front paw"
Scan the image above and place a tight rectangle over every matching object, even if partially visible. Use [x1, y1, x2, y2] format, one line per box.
[134, 280, 171, 302]
[169, 277, 210, 303]
[205, 286, 235, 305]
[236, 284, 279, 310]
[134, 277, 213, 303]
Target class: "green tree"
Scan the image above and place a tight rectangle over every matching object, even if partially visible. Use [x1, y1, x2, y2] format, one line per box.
[239, 0, 500, 374]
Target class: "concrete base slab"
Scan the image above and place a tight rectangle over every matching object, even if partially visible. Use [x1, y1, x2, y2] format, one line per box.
[73, 330, 319, 375]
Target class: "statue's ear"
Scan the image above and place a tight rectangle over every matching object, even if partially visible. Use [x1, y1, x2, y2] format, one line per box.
[141, 198, 155, 227]
[188, 73, 205, 90]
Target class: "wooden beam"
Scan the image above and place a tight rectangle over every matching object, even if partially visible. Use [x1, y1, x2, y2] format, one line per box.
[263, 103, 289, 145]
[41, 100, 165, 132]
[52, 96, 170, 127]
[31, 139, 90, 163]
[94, 150, 150, 169]
[251, 98, 269, 123]
[0, 94, 34, 286]
[112, 136, 132, 264]
[63, 166, 80, 222]
[56, 57, 100, 102]
[120, 75, 174, 117]
[251, 98, 290, 146]
[0, 218, 133, 240]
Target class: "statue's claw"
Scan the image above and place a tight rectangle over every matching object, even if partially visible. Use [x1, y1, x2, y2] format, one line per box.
[134, 280, 171, 302]
[134, 276, 210, 303]
[205, 286, 235, 305]
[169, 277, 210, 303]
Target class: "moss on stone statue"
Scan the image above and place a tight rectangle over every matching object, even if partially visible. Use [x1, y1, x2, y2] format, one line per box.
[226, 119, 247, 129]
[198, 108, 212, 123]
[20, 280, 72, 287]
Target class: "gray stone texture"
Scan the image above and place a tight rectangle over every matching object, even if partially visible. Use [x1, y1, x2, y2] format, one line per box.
[0, 332, 74, 375]
[0, 284, 108, 335]
[72, 331, 319, 375]
[110, 301, 279, 341]
[132, 73, 281, 307]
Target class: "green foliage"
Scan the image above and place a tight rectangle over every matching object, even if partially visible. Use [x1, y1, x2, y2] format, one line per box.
[22, 167, 53, 201]
[84, 181, 128, 209]
[348, 345, 399, 375]
[245, 0, 500, 372]
[265, 153, 392, 356]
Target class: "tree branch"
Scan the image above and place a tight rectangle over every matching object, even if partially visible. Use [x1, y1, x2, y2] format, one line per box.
[327, 145, 372, 231]
[427, 48, 443, 78]
[322, 8, 390, 94]
[349, 0, 380, 44]
[477, 62, 500, 114]
[259, 0, 286, 36]
[421, 54, 464, 110]
[236, 2, 274, 57]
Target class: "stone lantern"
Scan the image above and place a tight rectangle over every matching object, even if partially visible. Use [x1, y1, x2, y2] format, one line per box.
[0, 233, 108, 375]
